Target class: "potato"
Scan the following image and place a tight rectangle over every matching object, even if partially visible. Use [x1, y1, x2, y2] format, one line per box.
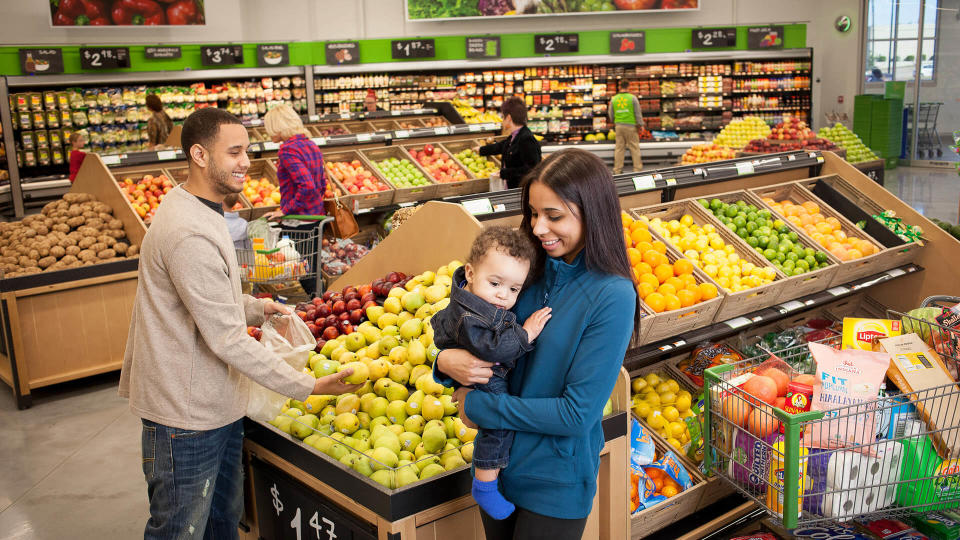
[105, 229, 125, 239]
[65, 245, 81, 257]
[113, 242, 129, 255]
[50, 245, 66, 258]
[77, 250, 96, 262]
[82, 211, 97, 220]
[37, 256, 56, 269]
[98, 212, 113, 222]
[97, 249, 116, 259]
[23, 267, 42, 274]
[93, 202, 112, 214]
[78, 226, 99, 238]
[58, 237, 77, 248]
[19, 256, 37, 268]
[27, 249, 39, 260]
[23, 229, 37, 238]
[66, 216, 85, 228]
[97, 235, 116, 247]
[78, 237, 96, 249]
[38, 246, 50, 258]
[67, 206, 83, 217]
[33, 225, 50, 236]
[127, 244, 140, 256]
[85, 218, 104, 230]
[60, 255, 78, 265]
[107, 219, 124, 230]
[67, 231, 83, 241]
[89, 242, 107, 253]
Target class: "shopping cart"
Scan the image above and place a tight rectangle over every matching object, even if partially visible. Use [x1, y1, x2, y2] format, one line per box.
[904, 103, 944, 159]
[237, 215, 331, 298]
[704, 331, 960, 529]
[890, 296, 960, 378]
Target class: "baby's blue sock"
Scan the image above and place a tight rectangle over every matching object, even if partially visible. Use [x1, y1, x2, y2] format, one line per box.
[472, 477, 515, 520]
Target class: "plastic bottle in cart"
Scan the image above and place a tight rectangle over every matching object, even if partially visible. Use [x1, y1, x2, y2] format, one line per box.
[277, 236, 297, 261]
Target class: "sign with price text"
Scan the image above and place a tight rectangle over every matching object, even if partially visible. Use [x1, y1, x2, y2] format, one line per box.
[534, 34, 579, 54]
[200, 45, 244, 67]
[80, 47, 131, 70]
[391, 39, 435, 59]
[692, 28, 737, 48]
[251, 457, 377, 540]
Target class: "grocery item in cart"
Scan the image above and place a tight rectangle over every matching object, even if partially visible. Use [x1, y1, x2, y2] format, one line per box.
[730, 428, 782, 492]
[766, 439, 808, 519]
[803, 440, 902, 519]
[907, 511, 960, 540]
[879, 334, 960, 458]
[677, 343, 742, 387]
[897, 434, 960, 512]
[805, 343, 890, 448]
[842, 317, 902, 351]
[859, 518, 931, 540]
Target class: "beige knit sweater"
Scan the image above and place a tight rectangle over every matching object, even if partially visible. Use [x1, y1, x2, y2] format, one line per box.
[119, 185, 315, 430]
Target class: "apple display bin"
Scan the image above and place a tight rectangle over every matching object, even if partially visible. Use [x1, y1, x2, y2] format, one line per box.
[0, 155, 145, 409]
[368, 119, 403, 133]
[322, 149, 395, 210]
[798, 174, 922, 267]
[361, 146, 440, 204]
[629, 200, 789, 322]
[695, 189, 842, 300]
[399, 143, 486, 199]
[109, 166, 180, 228]
[748, 181, 889, 286]
[241, 383, 630, 539]
[344, 121, 376, 134]
[393, 117, 425, 130]
[309, 122, 353, 137]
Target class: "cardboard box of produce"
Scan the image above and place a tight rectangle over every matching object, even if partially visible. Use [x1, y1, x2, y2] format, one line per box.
[879, 333, 960, 459]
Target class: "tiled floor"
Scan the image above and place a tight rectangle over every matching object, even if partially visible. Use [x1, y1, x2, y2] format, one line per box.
[0, 165, 958, 539]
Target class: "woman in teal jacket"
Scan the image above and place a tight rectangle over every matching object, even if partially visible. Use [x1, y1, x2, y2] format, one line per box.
[437, 148, 639, 539]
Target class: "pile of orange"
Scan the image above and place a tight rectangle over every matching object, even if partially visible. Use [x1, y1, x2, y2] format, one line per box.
[623, 213, 718, 313]
[644, 465, 682, 498]
[761, 198, 878, 262]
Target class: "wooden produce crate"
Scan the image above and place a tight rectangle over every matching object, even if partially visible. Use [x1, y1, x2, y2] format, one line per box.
[310, 122, 352, 137]
[361, 146, 439, 204]
[419, 116, 450, 128]
[344, 121, 374, 134]
[392, 117, 424, 130]
[243, 159, 282, 220]
[630, 200, 788, 322]
[441, 138, 499, 187]
[162, 164, 189, 185]
[820, 292, 890, 321]
[367, 119, 401, 132]
[400, 143, 485, 199]
[111, 167, 174, 227]
[247, 127, 270, 143]
[636, 245, 723, 344]
[322, 149, 395, 209]
[695, 190, 841, 300]
[799, 174, 922, 268]
[749, 181, 887, 286]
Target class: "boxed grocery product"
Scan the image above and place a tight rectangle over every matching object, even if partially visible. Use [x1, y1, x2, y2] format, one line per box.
[842, 317, 901, 350]
[908, 511, 960, 540]
[879, 333, 960, 458]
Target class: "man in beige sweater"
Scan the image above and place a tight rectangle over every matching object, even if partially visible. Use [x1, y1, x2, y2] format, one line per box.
[119, 108, 359, 540]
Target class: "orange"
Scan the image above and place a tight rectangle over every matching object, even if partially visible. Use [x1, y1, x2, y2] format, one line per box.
[825, 216, 841, 230]
[846, 248, 863, 260]
[677, 289, 697, 308]
[658, 283, 677, 297]
[639, 273, 660, 289]
[832, 230, 847, 241]
[653, 264, 674, 284]
[679, 274, 698, 289]
[673, 259, 694, 275]
[651, 240, 668, 254]
[635, 241, 653, 254]
[627, 247, 643, 266]
[685, 284, 702, 302]
[637, 282, 656, 298]
[632, 267, 642, 283]
[643, 249, 662, 267]
[645, 292, 666, 313]
[800, 214, 814, 226]
[661, 484, 679, 498]
[664, 276, 684, 291]
[699, 282, 719, 300]
[629, 219, 647, 231]
[815, 222, 833, 235]
[787, 215, 802, 226]
[635, 262, 653, 276]
[802, 201, 820, 214]
[631, 227, 652, 245]
[624, 234, 631, 248]
[664, 294, 682, 311]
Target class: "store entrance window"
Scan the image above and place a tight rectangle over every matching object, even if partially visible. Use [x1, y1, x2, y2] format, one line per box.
[864, 0, 938, 83]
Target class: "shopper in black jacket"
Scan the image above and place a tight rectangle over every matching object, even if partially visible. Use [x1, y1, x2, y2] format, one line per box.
[479, 97, 541, 189]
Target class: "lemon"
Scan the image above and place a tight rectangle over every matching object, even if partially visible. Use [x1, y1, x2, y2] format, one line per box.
[644, 392, 661, 408]
[655, 382, 672, 394]
[633, 402, 652, 420]
[631, 377, 648, 394]
[669, 421, 687, 439]
[675, 394, 692, 413]
[666, 380, 680, 394]
[644, 373, 661, 388]
[662, 406, 679, 422]
[666, 437, 684, 451]
[659, 391, 677, 406]
[647, 412, 667, 430]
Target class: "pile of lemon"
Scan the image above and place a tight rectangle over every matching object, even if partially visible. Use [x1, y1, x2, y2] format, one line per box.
[631, 372, 697, 457]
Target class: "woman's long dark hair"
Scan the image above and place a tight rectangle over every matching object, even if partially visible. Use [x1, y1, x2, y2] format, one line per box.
[519, 148, 641, 326]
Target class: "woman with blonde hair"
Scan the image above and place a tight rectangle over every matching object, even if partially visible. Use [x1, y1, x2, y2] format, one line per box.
[262, 104, 325, 219]
[262, 104, 327, 296]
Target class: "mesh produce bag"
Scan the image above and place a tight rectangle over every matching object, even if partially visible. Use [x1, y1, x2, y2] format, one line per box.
[246, 313, 316, 422]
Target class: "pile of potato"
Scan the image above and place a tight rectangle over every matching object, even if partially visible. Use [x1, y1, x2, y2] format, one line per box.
[0, 192, 140, 278]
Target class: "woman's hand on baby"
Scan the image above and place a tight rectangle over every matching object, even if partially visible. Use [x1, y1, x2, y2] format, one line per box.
[437, 349, 494, 386]
[522, 307, 552, 343]
[452, 387, 478, 429]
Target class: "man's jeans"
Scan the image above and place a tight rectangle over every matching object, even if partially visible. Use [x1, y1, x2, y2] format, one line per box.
[141, 418, 244, 540]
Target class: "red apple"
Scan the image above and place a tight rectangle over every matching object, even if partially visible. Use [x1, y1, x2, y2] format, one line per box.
[296, 311, 309, 321]
[360, 293, 376, 305]
[349, 309, 363, 324]
[331, 300, 346, 315]
[322, 326, 339, 340]
[338, 312, 350, 322]
[322, 291, 335, 302]
[323, 315, 337, 328]
[362, 300, 377, 311]
[345, 298, 361, 311]
[312, 297, 323, 307]
[314, 340, 326, 353]
[316, 303, 332, 318]
[307, 323, 319, 337]
[338, 321, 354, 334]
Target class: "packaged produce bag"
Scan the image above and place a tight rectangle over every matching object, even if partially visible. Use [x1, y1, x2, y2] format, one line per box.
[246, 313, 317, 422]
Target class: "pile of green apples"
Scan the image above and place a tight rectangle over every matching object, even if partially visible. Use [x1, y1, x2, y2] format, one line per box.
[269, 261, 476, 489]
[374, 157, 431, 188]
[454, 149, 499, 179]
[817, 123, 880, 164]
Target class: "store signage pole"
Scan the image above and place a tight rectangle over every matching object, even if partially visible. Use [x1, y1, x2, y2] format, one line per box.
[305, 65, 317, 117]
[909, 0, 925, 163]
[0, 78, 25, 218]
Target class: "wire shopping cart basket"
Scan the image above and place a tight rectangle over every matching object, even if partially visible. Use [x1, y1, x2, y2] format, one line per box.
[237, 215, 331, 297]
[890, 296, 960, 379]
[704, 337, 960, 529]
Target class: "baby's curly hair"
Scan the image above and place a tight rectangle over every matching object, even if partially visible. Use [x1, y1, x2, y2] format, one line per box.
[467, 226, 537, 267]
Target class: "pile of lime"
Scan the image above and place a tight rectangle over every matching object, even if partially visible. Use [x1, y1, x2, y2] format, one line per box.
[699, 198, 832, 277]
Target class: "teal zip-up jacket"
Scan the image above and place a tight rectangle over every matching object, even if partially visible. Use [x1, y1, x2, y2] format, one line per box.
[435, 252, 636, 519]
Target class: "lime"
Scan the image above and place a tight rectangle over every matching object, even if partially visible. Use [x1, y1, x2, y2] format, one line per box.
[725, 206, 739, 218]
[758, 236, 770, 248]
[698, 199, 710, 209]
[786, 252, 799, 262]
[814, 251, 828, 263]
[736, 227, 748, 238]
[710, 199, 723, 211]
[746, 222, 758, 233]
[796, 259, 810, 271]
[804, 247, 815, 258]
[763, 248, 777, 260]
[733, 216, 746, 228]
[787, 232, 799, 243]
[804, 255, 817, 267]
[747, 237, 759, 248]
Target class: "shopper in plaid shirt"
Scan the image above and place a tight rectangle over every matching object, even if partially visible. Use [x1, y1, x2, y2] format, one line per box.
[263, 104, 326, 217]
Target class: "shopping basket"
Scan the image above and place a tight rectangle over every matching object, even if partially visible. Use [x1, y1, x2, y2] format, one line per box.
[704, 337, 960, 529]
[237, 215, 331, 297]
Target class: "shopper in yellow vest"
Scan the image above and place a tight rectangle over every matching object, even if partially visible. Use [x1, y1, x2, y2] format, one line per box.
[608, 79, 644, 175]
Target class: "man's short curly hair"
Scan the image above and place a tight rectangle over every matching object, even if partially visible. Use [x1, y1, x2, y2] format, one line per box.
[467, 226, 537, 267]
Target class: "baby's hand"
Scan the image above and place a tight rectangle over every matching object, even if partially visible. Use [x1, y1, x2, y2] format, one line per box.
[522, 307, 552, 343]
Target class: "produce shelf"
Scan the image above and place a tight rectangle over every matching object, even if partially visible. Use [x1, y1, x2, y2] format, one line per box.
[621, 263, 922, 373]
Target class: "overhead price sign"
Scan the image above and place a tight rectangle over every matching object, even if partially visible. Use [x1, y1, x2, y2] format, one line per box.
[200, 45, 244, 66]
[391, 39, 435, 59]
[692, 28, 737, 48]
[610, 32, 645, 54]
[534, 34, 579, 54]
[80, 47, 131, 70]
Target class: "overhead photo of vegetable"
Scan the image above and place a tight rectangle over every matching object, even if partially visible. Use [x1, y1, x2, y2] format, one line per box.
[50, 0, 205, 25]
